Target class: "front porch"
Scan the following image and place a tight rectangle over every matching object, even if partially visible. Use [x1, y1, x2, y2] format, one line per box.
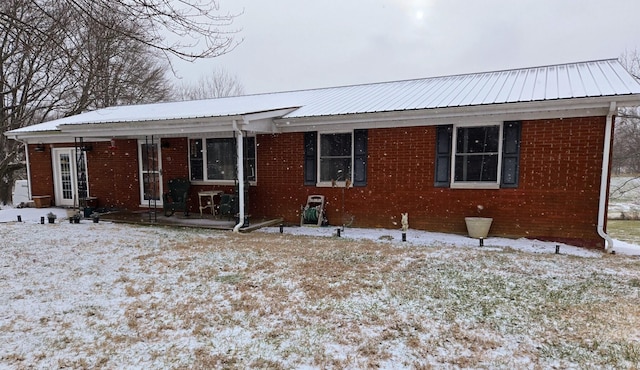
[100, 210, 283, 232]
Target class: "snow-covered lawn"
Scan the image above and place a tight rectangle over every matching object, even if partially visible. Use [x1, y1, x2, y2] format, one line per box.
[1, 207, 640, 368]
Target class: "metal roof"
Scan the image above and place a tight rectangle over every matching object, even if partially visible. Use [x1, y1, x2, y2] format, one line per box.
[7, 58, 640, 135]
[284, 58, 640, 118]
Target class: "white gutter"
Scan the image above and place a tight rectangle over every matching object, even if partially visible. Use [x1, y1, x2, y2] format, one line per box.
[232, 120, 245, 233]
[597, 101, 616, 253]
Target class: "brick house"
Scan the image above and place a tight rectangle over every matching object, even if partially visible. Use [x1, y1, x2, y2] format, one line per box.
[6, 59, 640, 250]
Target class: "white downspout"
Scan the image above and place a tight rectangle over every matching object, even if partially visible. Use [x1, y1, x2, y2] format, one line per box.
[597, 102, 616, 253]
[232, 120, 245, 233]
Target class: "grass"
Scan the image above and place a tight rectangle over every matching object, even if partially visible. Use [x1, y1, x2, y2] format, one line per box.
[1, 224, 640, 368]
[608, 219, 640, 245]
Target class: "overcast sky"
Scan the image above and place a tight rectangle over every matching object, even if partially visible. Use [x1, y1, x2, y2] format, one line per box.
[172, 0, 640, 95]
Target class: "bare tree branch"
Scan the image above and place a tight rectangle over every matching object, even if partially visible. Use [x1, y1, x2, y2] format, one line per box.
[0, 0, 242, 61]
[173, 67, 245, 100]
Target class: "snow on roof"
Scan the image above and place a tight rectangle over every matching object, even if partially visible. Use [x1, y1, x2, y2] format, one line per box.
[9, 58, 640, 135]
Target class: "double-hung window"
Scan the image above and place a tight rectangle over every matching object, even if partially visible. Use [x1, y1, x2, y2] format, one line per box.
[454, 124, 501, 185]
[320, 133, 352, 183]
[435, 121, 521, 189]
[304, 130, 368, 187]
[189, 136, 256, 183]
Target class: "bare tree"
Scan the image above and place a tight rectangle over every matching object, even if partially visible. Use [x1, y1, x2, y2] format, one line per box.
[0, 0, 241, 61]
[613, 51, 640, 175]
[0, 0, 175, 204]
[610, 51, 640, 203]
[174, 68, 245, 100]
[0, 0, 72, 203]
[63, 9, 172, 115]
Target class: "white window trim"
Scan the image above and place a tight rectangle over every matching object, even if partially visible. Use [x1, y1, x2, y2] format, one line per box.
[450, 122, 503, 190]
[316, 130, 354, 188]
[188, 134, 257, 186]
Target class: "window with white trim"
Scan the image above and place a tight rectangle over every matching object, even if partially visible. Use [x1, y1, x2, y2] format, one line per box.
[454, 125, 501, 184]
[434, 121, 521, 189]
[319, 132, 352, 183]
[304, 130, 368, 187]
[189, 137, 256, 182]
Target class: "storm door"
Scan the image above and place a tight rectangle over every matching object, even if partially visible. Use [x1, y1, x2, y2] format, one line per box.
[138, 140, 163, 206]
[52, 148, 88, 207]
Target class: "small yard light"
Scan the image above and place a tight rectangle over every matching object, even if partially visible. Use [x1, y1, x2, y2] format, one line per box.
[479, 238, 484, 247]
[17, 215, 21, 222]
[279, 224, 284, 233]
[402, 232, 406, 242]
[336, 228, 341, 237]
[555, 245, 560, 254]
[40, 216, 44, 224]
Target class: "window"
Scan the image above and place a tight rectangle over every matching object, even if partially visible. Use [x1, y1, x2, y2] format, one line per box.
[320, 133, 352, 182]
[304, 130, 368, 186]
[435, 122, 521, 189]
[454, 125, 500, 183]
[189, 137, 256, 182]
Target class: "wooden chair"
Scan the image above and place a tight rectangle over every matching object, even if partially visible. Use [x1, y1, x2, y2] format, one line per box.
[163, 178, 190, 216]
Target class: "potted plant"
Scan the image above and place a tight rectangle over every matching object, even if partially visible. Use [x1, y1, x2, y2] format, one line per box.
[91, 212, 100, 223]
[46, 212, 57, 224]
[465, 205, 493, 239]
[68, 213, 82, 224]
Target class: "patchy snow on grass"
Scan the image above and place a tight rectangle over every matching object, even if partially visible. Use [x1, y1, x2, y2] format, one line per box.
[1, 206, 640, 368]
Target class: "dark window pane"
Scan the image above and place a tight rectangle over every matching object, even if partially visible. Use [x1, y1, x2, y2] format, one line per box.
[454, 125, 499, 182]
[456, 126, 499, 154]
[321, 133, 351, 156]
[206, 138, 235, 180]
[454, 154, 498, 181]
[319, 133, 353, 182]
[320, 158, 351, 182]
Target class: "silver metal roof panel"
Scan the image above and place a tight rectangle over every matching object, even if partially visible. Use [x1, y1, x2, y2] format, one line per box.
[8, 58, 640, 136]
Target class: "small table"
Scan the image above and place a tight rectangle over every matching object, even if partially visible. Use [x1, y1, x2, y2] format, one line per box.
[198, 190, 223, 217]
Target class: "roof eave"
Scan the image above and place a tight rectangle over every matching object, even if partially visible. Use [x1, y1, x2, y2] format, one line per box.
[274, 95, 640, 132]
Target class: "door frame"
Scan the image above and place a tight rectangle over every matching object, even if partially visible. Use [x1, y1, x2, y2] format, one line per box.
[52, 147, 88, 207]
[137, 139, 163, 207]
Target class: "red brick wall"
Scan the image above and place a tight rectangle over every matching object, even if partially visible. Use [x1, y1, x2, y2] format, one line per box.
[86, 139, 141, 209]
[251, 117, 608, 249]
[28, 145, 54, 200]
[28, 138, 191, 211]
[26, 116, 609, 248]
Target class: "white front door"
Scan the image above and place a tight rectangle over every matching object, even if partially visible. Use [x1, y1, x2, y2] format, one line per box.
[52, 148, 88, 207]
[138, 140, 163, 206]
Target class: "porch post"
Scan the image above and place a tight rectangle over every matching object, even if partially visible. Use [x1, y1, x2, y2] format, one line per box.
[233, 120, 244, 232]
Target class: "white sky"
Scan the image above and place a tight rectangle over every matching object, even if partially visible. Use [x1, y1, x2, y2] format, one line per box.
[172, 0, 640, 94]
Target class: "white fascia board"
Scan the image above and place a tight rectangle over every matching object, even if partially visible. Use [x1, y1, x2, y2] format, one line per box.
[59, 116, 243, 138]
[4, 131, 109, 144]
[53, 108, 289, 138]
[274, 96, 632, 132]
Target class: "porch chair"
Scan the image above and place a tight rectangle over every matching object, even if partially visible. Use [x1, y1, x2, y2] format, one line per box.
[163, 178, 191, 217]
[218, 193, 238, 220]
